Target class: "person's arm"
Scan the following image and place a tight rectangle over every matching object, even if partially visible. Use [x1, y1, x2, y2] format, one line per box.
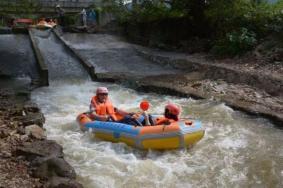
[155, 117, 170, 125]
[114, 107, 129, 116]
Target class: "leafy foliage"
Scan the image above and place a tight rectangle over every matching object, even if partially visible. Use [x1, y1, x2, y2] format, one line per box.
[2, 0, 283, 56]
[0, 0, 41, 18]
[212, 27, 257, 56]
[267, 1, 283, 39]
[107, 0, 283, 56]
[207, 1, 275, 36]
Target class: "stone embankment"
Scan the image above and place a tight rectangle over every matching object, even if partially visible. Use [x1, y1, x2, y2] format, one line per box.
[54, 32, 282, 126]
[133, 46, 283, 126]
[0, 88, 82, 188]
[41, 31, 283, 126]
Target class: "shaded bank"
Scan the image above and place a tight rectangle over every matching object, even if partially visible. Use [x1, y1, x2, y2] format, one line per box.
[0, 80, 82, 188]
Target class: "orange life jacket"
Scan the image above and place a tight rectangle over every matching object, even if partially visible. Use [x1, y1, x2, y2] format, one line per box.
[90, 96, 118, 121]
[155, 117, 176, 125]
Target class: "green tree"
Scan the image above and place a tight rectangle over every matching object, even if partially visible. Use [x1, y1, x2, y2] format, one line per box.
[101, 0, 283, 55]
[0, 0, 41, 18]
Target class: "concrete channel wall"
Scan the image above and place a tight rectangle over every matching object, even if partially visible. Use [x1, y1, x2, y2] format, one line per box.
[28, 29, 49, 86]
[2, 27, 97, 86]
[52, 28, 97, 80]
[27, 28, 97, 84]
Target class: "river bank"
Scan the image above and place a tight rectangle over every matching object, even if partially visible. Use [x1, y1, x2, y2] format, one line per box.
[132, 45, 283, 127]
[0, 81, 82, 188]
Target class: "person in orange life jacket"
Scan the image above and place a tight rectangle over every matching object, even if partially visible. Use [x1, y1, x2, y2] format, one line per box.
[122, 103, 180, 126]
[155, 103, 180, 125]
[89, 87, 119, 121]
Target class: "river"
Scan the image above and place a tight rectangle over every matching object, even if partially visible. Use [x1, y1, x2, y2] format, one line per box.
[31, 79, 283, 188]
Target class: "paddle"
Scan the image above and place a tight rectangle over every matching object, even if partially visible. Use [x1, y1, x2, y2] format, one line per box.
[140, 100, 149, 111]
[139, 100, 150, 126]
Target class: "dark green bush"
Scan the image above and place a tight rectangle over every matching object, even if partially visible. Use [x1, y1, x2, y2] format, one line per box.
[0, 0, 41, 18]
[64, 14, 78, 26]
[211, 27, 257, 56]
[106, 0, 283, 56]
[267, 5, 283, 40]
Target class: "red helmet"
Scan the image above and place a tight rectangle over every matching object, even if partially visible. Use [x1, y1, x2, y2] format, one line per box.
[96, 87, 108, 95]
[165, 103, 180, 116]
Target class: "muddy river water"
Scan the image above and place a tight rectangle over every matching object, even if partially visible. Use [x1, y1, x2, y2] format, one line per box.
[31, 79, 283, 188]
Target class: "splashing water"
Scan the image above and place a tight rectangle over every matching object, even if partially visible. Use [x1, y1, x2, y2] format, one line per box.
[31, 80, 283, 188]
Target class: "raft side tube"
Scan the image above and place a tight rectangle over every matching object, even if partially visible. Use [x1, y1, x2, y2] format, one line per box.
[85, 121, 140, 136]
[77, 113, 205, 149]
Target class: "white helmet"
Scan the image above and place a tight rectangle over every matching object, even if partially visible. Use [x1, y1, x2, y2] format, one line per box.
[96, 87, 108, 95]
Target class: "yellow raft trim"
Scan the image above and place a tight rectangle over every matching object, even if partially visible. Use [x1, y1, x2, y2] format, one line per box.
[94, 131, 205, 149]
[142, 136, 180, 149]
[94, 132, 135, 147]
[184, 131, 205, 146]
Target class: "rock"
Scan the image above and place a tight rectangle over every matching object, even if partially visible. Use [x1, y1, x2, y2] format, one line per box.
[13, 133, 21, 140]
[14, 140, 64, 160]
[24, 102, 40, 113]
[15, 113, 45, 127]
[32, 157, 76, 180]
[9, 130, 17, 136]
[0, 150, 12, 158]
[0, 129, 9, 138]
[9, 107, 23, 116]
[17, 126, 26, 135]
[25, 124, 46, 140]
[20, 134, 30, 142]
[47, 177, 83, 188]
[191, 82, 202, 88]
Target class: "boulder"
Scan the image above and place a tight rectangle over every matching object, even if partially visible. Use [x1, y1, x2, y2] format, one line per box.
[25, 124, 46, 140]
[24, 102, 40, 113]
[14, 140, 63, 160]
[15, 113, 45, 127]
[47, 177, 83, 188]
[32, 157, 76, 179]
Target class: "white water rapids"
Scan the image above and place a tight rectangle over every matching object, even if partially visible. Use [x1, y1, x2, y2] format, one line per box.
[31, 80, 283, 188]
